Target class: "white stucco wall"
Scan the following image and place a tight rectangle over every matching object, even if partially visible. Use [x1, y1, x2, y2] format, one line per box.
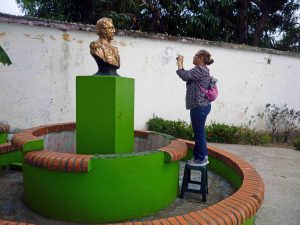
[0, 21, 299, 131]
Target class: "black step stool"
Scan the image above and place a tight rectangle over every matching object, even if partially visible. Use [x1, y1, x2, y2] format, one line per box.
[180, 163, 208, 202]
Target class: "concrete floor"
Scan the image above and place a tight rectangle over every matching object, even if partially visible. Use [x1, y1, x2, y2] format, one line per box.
[209, 143, 300, 225]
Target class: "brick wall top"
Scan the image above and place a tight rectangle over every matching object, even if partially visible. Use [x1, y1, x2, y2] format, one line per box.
[24, 150, 92, 173]
[0, 219, 35, 225]
[134, 130, 188, 161]
[23, 122, 76, 136]
[11, 123, 76, 150]
[159, 139, 188, 162]
[0, 12, 298, 58]
[0, 143, 16, 154]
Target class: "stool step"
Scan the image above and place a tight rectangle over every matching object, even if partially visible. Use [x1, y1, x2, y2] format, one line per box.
[180, 163, 208, 202]
[186, 189, 202, 194]
[188, 181, 201, 185]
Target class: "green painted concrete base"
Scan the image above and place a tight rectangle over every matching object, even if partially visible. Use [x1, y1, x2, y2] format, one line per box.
[0, 151, 22, 168]
[76, 76, 134, 155]
[209, 157, 256, 225]
[0, 133, 7, 144]
[9, 162, 23, 170]
[243, 217, 255, 225]
[208, 157, 242, 189]
[23, 148, 257, 224]
[23, 151, 179, 223]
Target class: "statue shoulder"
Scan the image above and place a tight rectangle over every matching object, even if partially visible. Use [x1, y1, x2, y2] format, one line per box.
[90, 40, 104, 49]
[90, 41, 97, 49]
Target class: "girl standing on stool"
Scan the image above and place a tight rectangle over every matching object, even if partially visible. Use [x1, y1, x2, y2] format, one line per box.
[176, 50, 217, 166]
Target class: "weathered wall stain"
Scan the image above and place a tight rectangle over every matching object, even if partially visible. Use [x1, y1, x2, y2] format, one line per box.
[31, 34, 45, 42]
[23, 33, 45, 42]
[0, 32, 5, 37]
[118, 40, 127, 46]
[63, 33, 71, 41]
[50, 35, 56, 40]
[162, 47, 174, 65]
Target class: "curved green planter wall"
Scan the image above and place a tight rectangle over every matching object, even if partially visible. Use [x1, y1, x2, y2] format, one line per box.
[0, 133, 7, 144]
[207, 153, 255, 225]
[0, 151, 22, 168]
[23, 151, 179, 223]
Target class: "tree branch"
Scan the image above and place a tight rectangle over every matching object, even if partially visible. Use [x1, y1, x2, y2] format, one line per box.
[253, 2, 272, 46]
[251, 0, 262, 7]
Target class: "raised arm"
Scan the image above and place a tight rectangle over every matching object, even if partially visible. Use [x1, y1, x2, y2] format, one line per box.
[177, 67, 207, 81]
[176, 54, 209, 81]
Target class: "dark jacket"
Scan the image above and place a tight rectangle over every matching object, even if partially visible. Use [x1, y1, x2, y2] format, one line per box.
[177, 66, 216, 109]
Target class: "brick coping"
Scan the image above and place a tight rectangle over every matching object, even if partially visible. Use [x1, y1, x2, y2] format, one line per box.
[0, 123, 264, 225]
[2, 123, 187, 170]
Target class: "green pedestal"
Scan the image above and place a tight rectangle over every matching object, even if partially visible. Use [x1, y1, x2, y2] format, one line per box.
[76, 76, 134, 155]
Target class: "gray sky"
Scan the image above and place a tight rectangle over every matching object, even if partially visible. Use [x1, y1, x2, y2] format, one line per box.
[0, 0, 24, 15]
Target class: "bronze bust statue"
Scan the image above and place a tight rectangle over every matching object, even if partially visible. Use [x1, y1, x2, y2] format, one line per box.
[90, 18, 120, 76]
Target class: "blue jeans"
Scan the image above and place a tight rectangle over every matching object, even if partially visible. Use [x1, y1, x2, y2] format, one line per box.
[190, 104, 211, 161]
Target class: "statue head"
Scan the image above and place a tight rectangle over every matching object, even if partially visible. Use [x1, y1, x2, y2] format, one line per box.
[96, 17, 116, 41]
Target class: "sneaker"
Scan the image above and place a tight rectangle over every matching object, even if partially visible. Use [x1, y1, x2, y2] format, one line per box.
[187, 158, 209, 167]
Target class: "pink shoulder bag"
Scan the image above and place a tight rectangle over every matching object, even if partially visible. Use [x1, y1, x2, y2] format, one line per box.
[197, 82, 218, 102]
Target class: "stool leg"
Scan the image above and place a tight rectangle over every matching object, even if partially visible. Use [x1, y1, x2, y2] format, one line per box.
[180, 164, 189, 199]
[206, 169, 208, 194]
[187, 166, 191, 183]
[201, 168, 207, 202]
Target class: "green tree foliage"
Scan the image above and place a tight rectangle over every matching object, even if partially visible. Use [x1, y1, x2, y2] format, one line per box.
[0, 46, 12, 66]
[16, 0, 300, 52]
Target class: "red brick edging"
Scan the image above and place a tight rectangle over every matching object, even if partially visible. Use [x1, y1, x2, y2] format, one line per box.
[24, 150, 92, 172]
[3, 125, 187, 172]
[11, 123, 76, 151]
[135, 130, 188, 162]
[160, 140, 188, 161]
[0, 123, 76, 154]
[0, 124, 16, 154]
[0, 143, 16, 154]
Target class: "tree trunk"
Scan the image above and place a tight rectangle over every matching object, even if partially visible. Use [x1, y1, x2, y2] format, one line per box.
[253, 1, 272, 46]
[144, 0, 161, 32]
[238, 0, 248, 44]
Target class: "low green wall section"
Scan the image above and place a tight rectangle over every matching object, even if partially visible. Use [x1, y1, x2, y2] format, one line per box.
[208, 156, 242, 189]
[209, 156, 255, 224]
[206, 150, 254, 225]
[23, 151, 179, 223]
[0, 133, 7, 144]
[0, 151, 22, 168]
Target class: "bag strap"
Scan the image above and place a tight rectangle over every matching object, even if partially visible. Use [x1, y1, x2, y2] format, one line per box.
[195, 81, 207, 93]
